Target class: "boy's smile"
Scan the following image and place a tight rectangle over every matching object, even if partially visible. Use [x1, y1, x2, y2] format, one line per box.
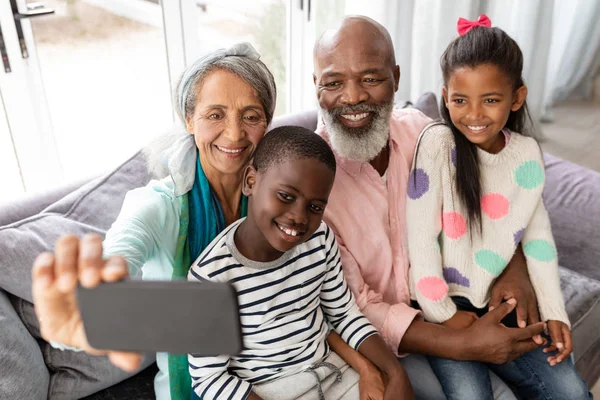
[236, 157, 335, 263]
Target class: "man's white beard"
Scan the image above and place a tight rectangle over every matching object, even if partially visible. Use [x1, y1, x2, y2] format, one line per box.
[321, 102, 393, 162]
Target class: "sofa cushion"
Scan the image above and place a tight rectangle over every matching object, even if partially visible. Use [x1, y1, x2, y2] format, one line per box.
[543, 153, 600, 282]
[413, 92, 441, 120]
[0, 151, 150, 303]
[560, 266, 600, 384]
[0, 178, 87, 227]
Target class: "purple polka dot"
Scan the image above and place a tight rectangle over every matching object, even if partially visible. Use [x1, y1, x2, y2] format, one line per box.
[451, 148, 457, 167]
[443, 267, 470, 287]
[408, 168, 429, 199]
[513, 228, 525, 245]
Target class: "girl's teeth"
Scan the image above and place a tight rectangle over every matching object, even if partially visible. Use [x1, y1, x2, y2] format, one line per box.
[467, 125, 487, 131]
[217, 146, 244, 154]
[342, 113, 369, 121]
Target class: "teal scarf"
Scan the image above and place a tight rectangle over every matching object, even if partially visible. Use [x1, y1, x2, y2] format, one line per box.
[168, 155, 247, 399]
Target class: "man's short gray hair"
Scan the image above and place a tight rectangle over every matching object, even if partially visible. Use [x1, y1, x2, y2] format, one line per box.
[175, 42, 277, 127]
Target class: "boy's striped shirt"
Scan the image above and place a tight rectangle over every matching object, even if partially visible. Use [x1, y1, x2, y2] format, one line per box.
[188, 219, 377, 399]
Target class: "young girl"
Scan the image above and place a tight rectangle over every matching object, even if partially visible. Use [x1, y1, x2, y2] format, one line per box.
[407, 16, 592, 400]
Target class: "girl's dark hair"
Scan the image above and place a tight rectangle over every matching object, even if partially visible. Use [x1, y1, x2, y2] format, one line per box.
[439, 26, 532, 232]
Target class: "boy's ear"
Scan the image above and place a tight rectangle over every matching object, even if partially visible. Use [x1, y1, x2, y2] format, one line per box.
[242, 165, 257, 197]
[511, 85, 528, 112]
[442, 86, 449, 108]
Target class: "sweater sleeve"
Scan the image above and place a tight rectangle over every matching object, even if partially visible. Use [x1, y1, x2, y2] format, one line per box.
[406, 128, 457, 323]
[320, 225, 379, 350]
[521, 198, 570, 327]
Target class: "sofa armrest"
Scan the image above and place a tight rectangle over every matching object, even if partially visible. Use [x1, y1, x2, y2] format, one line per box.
[543, 153, 600, 281]
[0, 178, 90, 227]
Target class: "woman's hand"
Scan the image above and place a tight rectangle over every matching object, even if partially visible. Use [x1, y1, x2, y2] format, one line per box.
[32, 234, 143, 372]
[442, 311, 478, 330]
[489, 246, 541, 342]
[545, 320, 573, 366]
[358, 363, 386, 400]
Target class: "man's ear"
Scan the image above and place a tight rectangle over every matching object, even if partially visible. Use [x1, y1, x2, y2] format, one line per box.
[393, 65, 400, 92]
[511, 85, 528, 112]
[442, 86, 449, 108]
[313, 73, 317, 86]
[242, 165, 257, 197]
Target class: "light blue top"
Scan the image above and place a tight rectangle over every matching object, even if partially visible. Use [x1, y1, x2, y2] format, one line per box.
[102, 177, 182, 400]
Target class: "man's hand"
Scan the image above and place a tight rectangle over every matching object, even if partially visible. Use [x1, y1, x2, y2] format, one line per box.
[545, 320, 573, 366]
[464, 298, 545, 364]
[32, 234, 143, 372]
[358, 363, 386, 400]
[442, 311, 478, 330]
[383, 365, 414, 400]
[489, 246, 542, 345]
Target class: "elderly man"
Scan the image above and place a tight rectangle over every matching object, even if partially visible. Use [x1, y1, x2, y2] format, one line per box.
[313, 16, 546, 399]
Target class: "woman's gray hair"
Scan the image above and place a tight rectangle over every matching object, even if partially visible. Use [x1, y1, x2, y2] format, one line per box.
[175, 42, 277, 127]
[144, 43, 277, 180]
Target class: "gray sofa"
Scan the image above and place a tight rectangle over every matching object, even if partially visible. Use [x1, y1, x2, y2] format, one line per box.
[1, 97, 599, 398]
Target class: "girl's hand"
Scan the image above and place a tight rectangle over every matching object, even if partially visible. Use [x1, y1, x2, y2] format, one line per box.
[544, 320, 572, 366]
[358, 363, 386, 400]
[383, 365, 414, 400]
[442, 310, 478, 330]
[31, 234, 143, 372]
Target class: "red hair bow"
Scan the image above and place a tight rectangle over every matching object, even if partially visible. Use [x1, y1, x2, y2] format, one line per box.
[457, 14, 492, 36]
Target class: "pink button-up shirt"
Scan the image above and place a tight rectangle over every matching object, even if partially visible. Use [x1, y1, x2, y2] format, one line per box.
[317, 108, 432, 355]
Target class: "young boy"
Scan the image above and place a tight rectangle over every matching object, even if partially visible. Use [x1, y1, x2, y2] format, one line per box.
[188, 126, 412, 400]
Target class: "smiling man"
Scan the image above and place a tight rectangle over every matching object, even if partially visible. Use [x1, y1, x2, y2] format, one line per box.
[313, 16, 548, 400]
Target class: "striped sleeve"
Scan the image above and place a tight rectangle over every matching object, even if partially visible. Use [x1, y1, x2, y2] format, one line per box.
[188, 354, 251, 400]
[320, 225, 378, 350]
[188, 255, 252, 400]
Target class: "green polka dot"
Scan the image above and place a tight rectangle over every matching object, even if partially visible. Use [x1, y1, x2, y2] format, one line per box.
[515, 161, 544, 189]
[524, 240, 557, 262]
[475, 250, 506, 276]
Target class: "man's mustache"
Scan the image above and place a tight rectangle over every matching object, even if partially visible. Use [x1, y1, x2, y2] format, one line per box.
[328, 104, 379, 117]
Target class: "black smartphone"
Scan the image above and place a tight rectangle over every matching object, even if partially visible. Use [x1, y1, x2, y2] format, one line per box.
[76, 280, 242, 355]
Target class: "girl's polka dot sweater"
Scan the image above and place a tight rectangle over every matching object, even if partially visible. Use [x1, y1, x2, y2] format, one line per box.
[407, 123, 570, 326]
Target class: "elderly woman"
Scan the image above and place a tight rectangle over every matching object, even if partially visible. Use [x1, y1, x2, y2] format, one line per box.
[31, 44, 387, 400]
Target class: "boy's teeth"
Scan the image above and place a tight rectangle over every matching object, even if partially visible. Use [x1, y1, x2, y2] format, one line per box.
[217, 146, 244, 154]
[341, 113, 369, 121]
[467, 125, 487, 131]
[278, 224, 299, 236]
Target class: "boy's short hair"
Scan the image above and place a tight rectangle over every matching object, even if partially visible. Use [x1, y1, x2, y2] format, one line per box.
[252, 125, 336, 174]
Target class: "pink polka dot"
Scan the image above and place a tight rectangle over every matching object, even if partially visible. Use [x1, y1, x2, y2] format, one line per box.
[481, 193, 509, 220]
[443, 212, 467, 239]
[417, 276, 448, 301]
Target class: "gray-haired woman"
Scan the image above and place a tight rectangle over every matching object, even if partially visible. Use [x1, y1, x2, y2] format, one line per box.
[31, 43, 276, 400]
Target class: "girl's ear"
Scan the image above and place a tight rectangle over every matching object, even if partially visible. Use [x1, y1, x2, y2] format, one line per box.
[511, 85, 528, 112]
[242, 165, 257, 197]
[442, 86, 449, 108]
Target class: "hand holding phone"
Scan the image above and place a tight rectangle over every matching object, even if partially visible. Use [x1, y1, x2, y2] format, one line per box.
[32, 234, 142, 372]
[76, 280, 242, 355]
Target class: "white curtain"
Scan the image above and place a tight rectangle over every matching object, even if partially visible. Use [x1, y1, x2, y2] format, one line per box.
[343, 0, 600, 122]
